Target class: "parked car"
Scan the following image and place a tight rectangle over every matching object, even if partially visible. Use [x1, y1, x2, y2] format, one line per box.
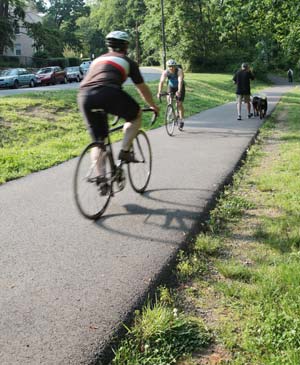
[79, 61, 92, 76]
[0, 68, 37, 89]
[65, 66, 83, 82]
[35, 66, 67, 86]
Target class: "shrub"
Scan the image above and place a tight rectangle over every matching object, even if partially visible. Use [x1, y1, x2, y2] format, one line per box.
[48, 58, 69, 68]
[67, 57, 81, 66]
[0, 55, 19, 67]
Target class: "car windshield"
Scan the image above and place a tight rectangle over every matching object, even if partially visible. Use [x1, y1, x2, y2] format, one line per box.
[66, 67, 77, 72]
[37, 68, 53, 74]
[0, 69, 18, 76]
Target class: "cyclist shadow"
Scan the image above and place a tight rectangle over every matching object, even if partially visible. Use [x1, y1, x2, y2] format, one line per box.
[94, 187, 212, 244]
[142, 188, 206, 209]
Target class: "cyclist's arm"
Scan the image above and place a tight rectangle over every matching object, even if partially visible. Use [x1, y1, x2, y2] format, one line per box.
[136, 83, 159, 114]
[157, 71, 167, 97]
[177, 69, 184, 95]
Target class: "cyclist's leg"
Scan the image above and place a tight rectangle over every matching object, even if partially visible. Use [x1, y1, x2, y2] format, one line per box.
[177, 84, 185, 129]
[78, 90, 109, 177]
[122, 109, 142, 152]
[101, 90, 141, 162]
[78, 90, 109, 141]
[178, 83, 185, 118]
[177, 100, 184, 120]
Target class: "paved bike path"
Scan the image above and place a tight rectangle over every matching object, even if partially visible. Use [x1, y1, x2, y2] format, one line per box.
[0, 83, 293, 364]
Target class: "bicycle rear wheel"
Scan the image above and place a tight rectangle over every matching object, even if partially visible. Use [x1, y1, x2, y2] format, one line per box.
[73, 141, 113, 219]
[128, 130, 152, 193]
[165, 104, 176, 136]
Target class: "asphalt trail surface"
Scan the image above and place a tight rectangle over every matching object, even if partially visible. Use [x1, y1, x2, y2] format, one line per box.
[0, 80, 294, 364]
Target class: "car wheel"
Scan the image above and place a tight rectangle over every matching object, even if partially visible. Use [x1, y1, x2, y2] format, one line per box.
[64, 76, 67, 84]
[51, 77, 57, 85]
[29, 79, 35, 88]
[13, 80, 19, 89]
[76, 76, 80, 82]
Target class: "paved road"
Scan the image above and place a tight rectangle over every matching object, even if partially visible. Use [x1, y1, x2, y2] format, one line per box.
[0, 67, 162, 97]
[0, 82, 293, 364]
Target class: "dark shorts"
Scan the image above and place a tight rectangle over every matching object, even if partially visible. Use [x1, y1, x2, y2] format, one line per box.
[78, 86, 140, 140]
[167, 83, 185, 102]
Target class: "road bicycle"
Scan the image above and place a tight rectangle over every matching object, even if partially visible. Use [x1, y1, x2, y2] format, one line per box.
[73, 108, 157, 220]
[159, 92, 181, 136]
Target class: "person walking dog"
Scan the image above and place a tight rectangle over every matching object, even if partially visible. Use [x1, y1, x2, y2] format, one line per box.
[233, 63, 255, 120]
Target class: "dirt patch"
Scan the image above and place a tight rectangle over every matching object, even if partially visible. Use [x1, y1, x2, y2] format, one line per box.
[0, 117, 11, 127]
[24, 105, 58, 122]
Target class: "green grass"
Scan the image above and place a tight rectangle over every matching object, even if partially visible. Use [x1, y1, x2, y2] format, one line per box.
[0, 73, 270, 184]
[181, 86, 300, 364]
[112, 300, 212, 365]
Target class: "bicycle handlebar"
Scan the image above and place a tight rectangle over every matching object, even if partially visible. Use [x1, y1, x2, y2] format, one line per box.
[158, 92, 176, 103]
[110, 107, 157, 133]
[141, 107, 158, 126]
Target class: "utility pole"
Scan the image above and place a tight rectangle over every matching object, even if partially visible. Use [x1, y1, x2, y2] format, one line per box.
[160, 0, 166, 69]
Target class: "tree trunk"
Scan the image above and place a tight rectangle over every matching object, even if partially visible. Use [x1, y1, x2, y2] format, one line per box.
[135, 22, 140, 65]
[0, 0, 9, 55]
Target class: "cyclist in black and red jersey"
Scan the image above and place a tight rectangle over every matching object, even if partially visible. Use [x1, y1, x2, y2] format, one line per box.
[78, 30, 159, 164]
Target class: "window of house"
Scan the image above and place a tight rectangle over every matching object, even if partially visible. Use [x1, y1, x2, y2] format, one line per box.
[15, 44, 21, 56]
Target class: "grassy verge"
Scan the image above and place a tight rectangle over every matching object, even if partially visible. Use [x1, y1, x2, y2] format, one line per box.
[0, 73, 269, 184]
[110, 87, 300, 364]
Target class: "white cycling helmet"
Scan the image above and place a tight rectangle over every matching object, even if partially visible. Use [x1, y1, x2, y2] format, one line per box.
[106, 31, 129, 51]
[167, 59, 177, 67]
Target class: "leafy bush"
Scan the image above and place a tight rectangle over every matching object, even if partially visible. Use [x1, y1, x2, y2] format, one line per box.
[67, 57, 81, 66]
[33, 51, 49, 68]
[48, 57, 69, 68]
[0, 55, 19, 67]
[252, 60, 269, 81]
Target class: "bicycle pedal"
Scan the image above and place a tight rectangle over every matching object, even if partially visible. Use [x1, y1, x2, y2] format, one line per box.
[115, 167, 126, 191]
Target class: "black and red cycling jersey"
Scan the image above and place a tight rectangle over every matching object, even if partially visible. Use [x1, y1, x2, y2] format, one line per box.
[80, 52, 144, 90]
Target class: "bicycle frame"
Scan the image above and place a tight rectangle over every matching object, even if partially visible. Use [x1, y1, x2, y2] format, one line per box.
[160, 92, 179, 119]
[99, 106, 157, 172]
[73, 108, 157, 219]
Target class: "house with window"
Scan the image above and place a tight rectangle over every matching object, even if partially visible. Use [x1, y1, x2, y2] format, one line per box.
[4, 8, 42, 60]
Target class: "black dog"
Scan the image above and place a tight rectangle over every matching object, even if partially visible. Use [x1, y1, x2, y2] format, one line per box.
[252, 95, 268, 119]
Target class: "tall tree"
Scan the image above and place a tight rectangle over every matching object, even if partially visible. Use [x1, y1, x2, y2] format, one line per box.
[26, 21, 64, 56]
[44, 0, 90, 51]
[89, 0, 146, 62]
[46, 0, 90, 29]
[0, 0, 25, 55]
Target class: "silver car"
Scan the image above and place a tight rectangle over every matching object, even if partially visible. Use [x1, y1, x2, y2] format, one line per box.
[79, 61, 92, 77]
[65, 66, 83, 82]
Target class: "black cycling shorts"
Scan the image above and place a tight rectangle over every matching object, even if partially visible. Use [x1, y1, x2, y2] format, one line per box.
[167, 83, 185, 102]
[78, 86, 140, 140]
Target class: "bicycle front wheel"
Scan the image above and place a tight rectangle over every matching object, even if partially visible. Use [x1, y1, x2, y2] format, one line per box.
[128, 130, 152, 193]
[73, 142, 113, 219]
[165, 104, 176, 136]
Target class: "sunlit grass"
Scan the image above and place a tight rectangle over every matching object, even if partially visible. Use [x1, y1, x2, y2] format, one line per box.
[179, 86, 300, 364]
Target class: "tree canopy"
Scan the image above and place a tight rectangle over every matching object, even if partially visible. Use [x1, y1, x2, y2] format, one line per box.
[2, 0, 300, 74]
